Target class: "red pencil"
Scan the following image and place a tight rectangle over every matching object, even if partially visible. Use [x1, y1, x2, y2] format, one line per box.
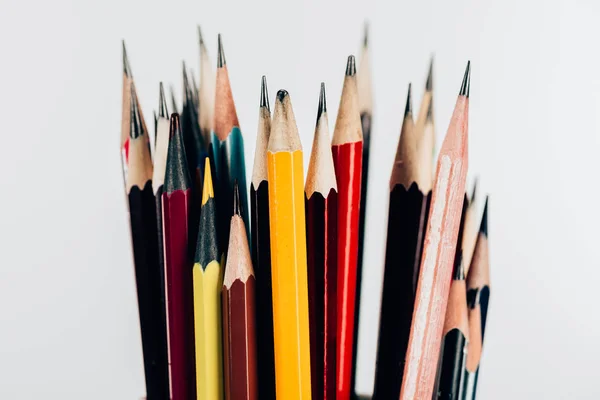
[400, 62, 470, 400]
[332, 55, 363, 400]
[163, 114, 196, 399]
[306, 83, 338, 400]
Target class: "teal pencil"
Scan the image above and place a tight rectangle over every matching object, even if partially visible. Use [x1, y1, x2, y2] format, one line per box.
[211, 33, 249, 247]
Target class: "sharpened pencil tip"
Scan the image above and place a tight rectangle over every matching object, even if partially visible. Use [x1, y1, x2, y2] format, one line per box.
[158, 82, 168, 118]
[233, 180, 241, 216]
[481, 195, 489, 236]
[276, 89, 288, 102]
[363, 22, 369, 47]
[346, 55, 356, 76]
[471, 177, 479, 203]
[405, 83, 412, 116]
[122, 40, 132, 77]
[426, 56, 434, 91]
[317, 82, 327, 121]
[217, 34, 226, 67]
[129, 83, 143, 139]
[260, 76, 270, 111]
[197, 25, 204, 45]
[459, 60, 471, 97]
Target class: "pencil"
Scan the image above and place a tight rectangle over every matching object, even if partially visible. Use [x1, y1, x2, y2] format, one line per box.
[332, 55, 363, 400]
[126, 83, 170, 400]
[163, 113, 196, 399]
[192, 157, 224, 400]
[399, 61, 470, 400]
[463, 197, 490, 400]
[267, 89, 312, 399]
[250, 76, 276, 400]
[433, 254, 469, 400]
[212, 34, 249, 247]
[223, 182, 258, 400]
[461, 180, 480, 276]
[170, 84, 179, 115]
[353, 26, 372, 392]
[415, 57, 435, 183]
[373, 83, 432, 399]
[306, 83, 338, 400]
[198, 26, 215, 148]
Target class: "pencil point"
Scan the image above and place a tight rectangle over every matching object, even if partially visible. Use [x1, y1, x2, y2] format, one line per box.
[276, 89, 288, 103]
[317, 82, 327, 121]
[122, 40, 132, 77]
[260, 76, 270, 111]
[197, 25, 204, 45]
[346, 55, 356, 76]
[405, 83, 412, 116]
[426, 56, 434, 91]
[217, 34, 226, 68]
[363, 22, 369, 47]
[182, 63, 193, 104]
[480, 195, 489, 236]
[169, 85, 178, 114]
[233, 180, 241, 216]
[159, 82, 168, 118]
[130, 83, 143, 139]
[165, 113, 191, 193]
[459, 60, 471, 97]
[471, 177, 479, 203]
[201, 157, 214, 204]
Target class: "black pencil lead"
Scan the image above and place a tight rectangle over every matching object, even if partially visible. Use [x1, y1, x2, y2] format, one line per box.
[197, 25, 204, 46]
[130, 83, 144, 139]
[480, 195, 489, 237]
[217, 34, 226, 68]
[122, 40, 132, 77]
[169, 85, 178, 115]
[459, 60, 471, 97]
[317, 82, 327, 121]
[471, 177, 479, 203]
[405, 83, 412, 116]
[346, 55, 356, 76]
[260, 76, 270, 111]
[159, 82, 169, 118]
[363, 22, 369, 47]
[276, 89, 288, 102]
[233, 180, 241, 216]
[426, 56, 434, 91]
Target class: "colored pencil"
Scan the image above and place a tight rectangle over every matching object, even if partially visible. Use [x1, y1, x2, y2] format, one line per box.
[192, 157, 224, 400]
[462, 180, 480, 277]
[353, 26, 372, 394]
[373, 83, 433, 399]
[198, 26, 215, 148]
[433, 254, 469, 400]
[212, 34, 249, 247]
[332, 55, 363, 400]
[250, 76, 276, 400]
[415, 57, 436, 174]
[125, 83, 170, 400]
[267, 89, 312, 399]
[400, 61, 471, 400]
[163, 113, 196, 399]
[305, 83, 338, 400]
[223, 183, 258, 400]
[463, 197, 490, 400]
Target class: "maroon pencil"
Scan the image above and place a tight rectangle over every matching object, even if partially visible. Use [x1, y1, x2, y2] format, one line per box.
[305, 83, 338, 400]
[222, 183, 258, 400]
[163, 114, 196, 399]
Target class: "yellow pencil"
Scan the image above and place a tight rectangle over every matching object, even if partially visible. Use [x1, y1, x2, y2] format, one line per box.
[267, 90, 312, 399]
[193, 158, 224, 400]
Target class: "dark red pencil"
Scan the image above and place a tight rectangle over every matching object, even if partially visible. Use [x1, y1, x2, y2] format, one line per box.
[332, 55, 363, 400]
[306, 83, 338, 400]
[163, 114, 196, 399]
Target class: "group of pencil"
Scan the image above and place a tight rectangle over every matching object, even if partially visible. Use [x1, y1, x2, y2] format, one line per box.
[121, 25, 491, 400]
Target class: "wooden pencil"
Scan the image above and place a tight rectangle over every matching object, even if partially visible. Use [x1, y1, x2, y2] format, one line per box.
[332, 55, 363, 400]
[170, 84, 179, 115]
[399, 61, 471, 400]
[463, 197, 490, 400]
[373, 83, 432, 399]
[163, 113, 196, 399]
[250, 76, 276, 400]
[306, 83, 338, 400]
[433, 254, 469, 400]
[223, 183, 258, 400]
[353, 26, 372, 393]
[192, 157, 224, 400]
[267, 89, 312, 399]
[212, 34, 249, 247]
[126, 83, 170, 400]
[462, 180, 480, 277]
[415, 57, 435, 183]
[198, 26, 215, 148]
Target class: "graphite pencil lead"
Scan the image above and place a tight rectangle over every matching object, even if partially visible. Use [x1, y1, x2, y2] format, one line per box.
[426, 56, 434, 91]
[459, 61, 471, 97]
[182, 62, 192, 103]
[159, 82, 169, 118]
[122, 40, 132, 77]
[233, 180, 241, 216]
[317, 82, 327, 120]
[346, 55, 356, 76]
[197, 25, 204, 45]
[470, 177, 479, 203]
[363, 22, 369, 47]
[405, 83, 413, 116]
[130, 83, 144, 139]
[260, 75, 270, 111]
[164, 114, 191, 193]
[276, 89, 288, 103]
[217, 34, 226, 68]
[169, 85, 178, 114]
[480, 196, 489, 236]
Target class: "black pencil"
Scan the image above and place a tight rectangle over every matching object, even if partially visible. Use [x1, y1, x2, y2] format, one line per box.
[250, 76, 276, 400]
[373, 84, 432, 399]
[125, 83, 169, 399]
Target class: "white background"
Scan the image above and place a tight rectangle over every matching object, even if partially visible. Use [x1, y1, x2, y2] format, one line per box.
[1, 0, 599, 398]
